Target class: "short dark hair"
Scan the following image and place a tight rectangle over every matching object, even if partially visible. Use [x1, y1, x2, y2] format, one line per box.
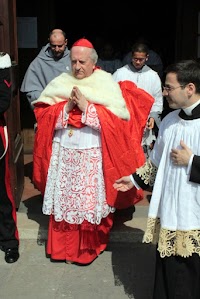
[131, 42, 149, 55]
[165, 60, 200, 93]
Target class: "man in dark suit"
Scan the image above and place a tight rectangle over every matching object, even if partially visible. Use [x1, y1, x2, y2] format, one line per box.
[0, 52, 19, 263]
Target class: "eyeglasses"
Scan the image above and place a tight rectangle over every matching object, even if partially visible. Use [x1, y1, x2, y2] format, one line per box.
[162, 85, 184, 92]
[132, 57, 146, 62]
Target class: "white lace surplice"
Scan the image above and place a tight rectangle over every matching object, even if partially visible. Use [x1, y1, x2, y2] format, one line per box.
[142, 109, 200, 257]
[42, 104, 115, 225]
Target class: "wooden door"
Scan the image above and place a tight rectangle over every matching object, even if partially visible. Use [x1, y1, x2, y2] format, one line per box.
[0, 0, 24, 209]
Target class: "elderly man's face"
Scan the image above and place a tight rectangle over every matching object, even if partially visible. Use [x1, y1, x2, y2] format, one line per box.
[70, 46, 95, 79]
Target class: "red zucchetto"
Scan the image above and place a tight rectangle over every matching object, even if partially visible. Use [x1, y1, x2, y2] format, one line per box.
[72, 38, 94, 48]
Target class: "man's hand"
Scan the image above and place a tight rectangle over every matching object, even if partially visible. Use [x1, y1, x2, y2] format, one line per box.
[113, 176, 134, 192]
[147, 117, 155, 130]
[65, 98, 76, 113]
[170, 140, 193, 166]
[71, 86, 88, 112]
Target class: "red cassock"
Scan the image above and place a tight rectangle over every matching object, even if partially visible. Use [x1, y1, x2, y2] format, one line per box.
[32, 80, 154, 264]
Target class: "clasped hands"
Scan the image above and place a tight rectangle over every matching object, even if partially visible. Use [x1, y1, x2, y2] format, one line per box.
[65, 86, 88, 113]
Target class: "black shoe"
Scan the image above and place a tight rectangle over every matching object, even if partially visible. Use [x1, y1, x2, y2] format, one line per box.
[5, 247, 19, 264]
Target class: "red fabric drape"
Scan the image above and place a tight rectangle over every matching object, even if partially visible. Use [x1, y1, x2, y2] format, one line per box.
[32, 80, 154, 208]
[97, 80, 154, 208]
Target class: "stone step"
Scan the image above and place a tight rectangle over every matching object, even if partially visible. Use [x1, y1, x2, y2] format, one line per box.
[17, 204, 149, 243]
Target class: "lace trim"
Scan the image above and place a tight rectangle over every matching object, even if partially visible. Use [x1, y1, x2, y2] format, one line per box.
[136, 159, 157, 186]
[143, 217, 200, 258]
[43, 142, 115, 224]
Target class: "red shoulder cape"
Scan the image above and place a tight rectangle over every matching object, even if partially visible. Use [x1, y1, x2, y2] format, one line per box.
[32, 81, 154, 208]
[97, 80, 154, 208]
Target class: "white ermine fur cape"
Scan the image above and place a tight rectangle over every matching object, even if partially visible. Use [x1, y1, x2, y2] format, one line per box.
[0, 53, 11, 68]
[32, 69, 130, 120]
